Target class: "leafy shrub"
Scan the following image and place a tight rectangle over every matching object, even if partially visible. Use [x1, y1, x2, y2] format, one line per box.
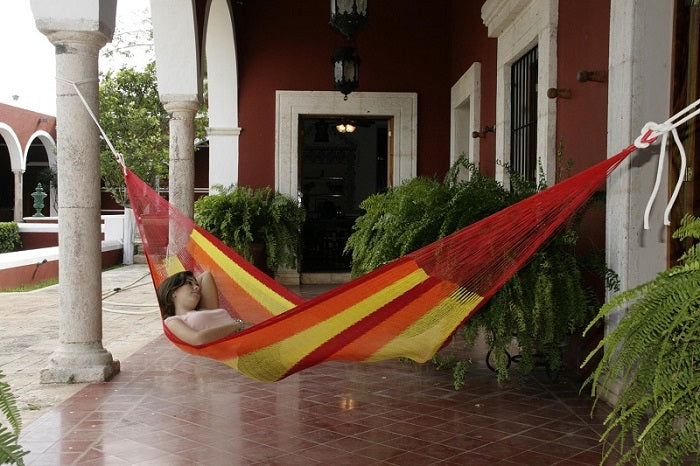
[194, 185, 305, 274]
[0, 222, 21, 253]
[582, 214, 700, 466]
[345, 156, 611, 382]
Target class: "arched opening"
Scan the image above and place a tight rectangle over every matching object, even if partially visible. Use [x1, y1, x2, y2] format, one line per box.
[0, 135, 13, 221]
[23, 140, 52, 218]
[0, 124, 24, 221]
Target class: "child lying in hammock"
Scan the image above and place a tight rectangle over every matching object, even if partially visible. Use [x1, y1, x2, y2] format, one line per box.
[156, 270, 252, 345]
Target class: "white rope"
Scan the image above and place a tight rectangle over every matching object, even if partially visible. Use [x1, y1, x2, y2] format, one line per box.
[634, 98, 700, 229]
[55, 77, 127, 177]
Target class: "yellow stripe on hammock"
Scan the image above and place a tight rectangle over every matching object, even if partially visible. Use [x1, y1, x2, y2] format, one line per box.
[368, 287, 483, 363]
[190, 229, 295, 315]
[223, 266, 432, 382]
[163, 256, 186, 275]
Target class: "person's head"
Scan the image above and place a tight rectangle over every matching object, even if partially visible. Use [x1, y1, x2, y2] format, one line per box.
[157, 271, 200, 318]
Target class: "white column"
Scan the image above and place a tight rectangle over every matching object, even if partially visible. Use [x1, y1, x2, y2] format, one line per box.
[32, 2, 120, 382]
[603, 0, 673, 403]
[207, 126, 241, 188]
[164, 100, 200, 219]
[13, 170, 23, 222]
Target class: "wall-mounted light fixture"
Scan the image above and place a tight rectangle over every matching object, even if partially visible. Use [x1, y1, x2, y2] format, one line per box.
[330, 0, 368, 40]
[472, 125, 496, 138]
[333, 47, 360, 100]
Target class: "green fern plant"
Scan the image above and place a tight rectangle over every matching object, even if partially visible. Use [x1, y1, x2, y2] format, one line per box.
[194, 185, 305, 274]
[582, 214, 700, 466]
[0, 370, 28, 465]
[346, 155, 609, 383]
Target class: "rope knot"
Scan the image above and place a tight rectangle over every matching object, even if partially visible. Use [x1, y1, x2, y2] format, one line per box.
[634, 121, 672, 149]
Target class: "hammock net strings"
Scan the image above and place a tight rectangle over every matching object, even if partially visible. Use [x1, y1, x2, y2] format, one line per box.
[125, 145, 634, 383]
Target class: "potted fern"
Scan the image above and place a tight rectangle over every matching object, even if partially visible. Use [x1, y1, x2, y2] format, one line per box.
[581, 214, 700, 466]
[194, 185, 305, 275]
[0, 370, 28, 465]
[345, 156, 612, 384]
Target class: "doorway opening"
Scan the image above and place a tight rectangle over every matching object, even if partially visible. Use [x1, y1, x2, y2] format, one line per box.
[299, 116, 389, 273]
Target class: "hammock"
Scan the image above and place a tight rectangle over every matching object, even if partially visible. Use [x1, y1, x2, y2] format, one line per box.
[61, 75, 696, 383]
[125, 144, 639, 383]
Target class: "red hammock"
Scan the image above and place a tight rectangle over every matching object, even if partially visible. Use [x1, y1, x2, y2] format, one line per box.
[125, 142, 637, 382]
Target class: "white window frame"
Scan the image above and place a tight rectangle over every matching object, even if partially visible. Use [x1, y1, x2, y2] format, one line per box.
[482, 0, 558, 186]
[450, 62, 481, 177]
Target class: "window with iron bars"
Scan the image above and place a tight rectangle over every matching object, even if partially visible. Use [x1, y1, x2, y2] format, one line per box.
[510, 45, 538, 183]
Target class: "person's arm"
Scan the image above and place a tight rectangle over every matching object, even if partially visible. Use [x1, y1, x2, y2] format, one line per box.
[197, 271, 219, 310]
[165, 318, 247, 346]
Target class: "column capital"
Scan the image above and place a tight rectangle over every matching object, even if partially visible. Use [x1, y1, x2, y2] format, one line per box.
[42, 30, 113, 51]
[163, 99, 201, 114]
[31, 0, 116, 46]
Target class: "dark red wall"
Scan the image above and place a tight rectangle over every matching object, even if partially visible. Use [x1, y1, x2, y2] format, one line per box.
[231, 1, 452, 187]
[448, 0, 498, 177]
[557, 0, 610, 255]
[557, 0, 610, 174]
[207, 1, 610, 189]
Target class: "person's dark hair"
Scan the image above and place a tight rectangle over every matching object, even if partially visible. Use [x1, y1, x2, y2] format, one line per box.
[157, 270, 194, 318]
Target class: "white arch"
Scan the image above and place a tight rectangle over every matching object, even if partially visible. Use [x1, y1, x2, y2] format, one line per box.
[26, 130, 57, 169]
[203, 0, 240, 187]
[0, 123, 24, 171]
[27, 130, 58, 215]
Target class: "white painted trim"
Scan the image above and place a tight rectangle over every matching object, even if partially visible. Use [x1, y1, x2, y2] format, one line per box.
[275, 91, 418, 198]
[0, 123, 24, 171]
[483, 0, 558, 186]
[207, 127, 242, 136]
[481, 0, 531, 37]
[450, 62, 482, 173]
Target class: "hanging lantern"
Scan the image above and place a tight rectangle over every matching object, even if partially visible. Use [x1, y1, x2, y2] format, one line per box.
[330, 0, 368, 40]
[332, 47, 360, 100]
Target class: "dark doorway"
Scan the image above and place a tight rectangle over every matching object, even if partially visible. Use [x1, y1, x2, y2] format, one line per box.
[23, 141, 51, 218]
[0, 136, 13, 221]
[299, 116, 389, 273]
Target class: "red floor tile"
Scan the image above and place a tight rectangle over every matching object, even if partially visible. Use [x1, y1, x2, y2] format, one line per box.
[19, 321, 615, 466]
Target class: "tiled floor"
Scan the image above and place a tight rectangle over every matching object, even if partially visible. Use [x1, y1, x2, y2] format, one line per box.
[19, 331, 619, 465]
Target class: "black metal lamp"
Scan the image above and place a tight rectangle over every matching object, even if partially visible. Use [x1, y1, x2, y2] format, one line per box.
[330, 0, 368, 39]
[332, 47, 360, 100]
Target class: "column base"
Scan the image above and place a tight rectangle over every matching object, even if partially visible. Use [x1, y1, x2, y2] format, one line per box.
[41, 343, 120, 384]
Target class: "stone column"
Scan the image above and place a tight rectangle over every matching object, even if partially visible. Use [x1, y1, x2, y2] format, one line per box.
[164, 100, 200, 219]
[13, 170, 24, 222]
[32, 0, 120, 383]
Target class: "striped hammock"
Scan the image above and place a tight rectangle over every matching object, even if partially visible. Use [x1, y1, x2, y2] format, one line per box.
[126, 145, 636, 383]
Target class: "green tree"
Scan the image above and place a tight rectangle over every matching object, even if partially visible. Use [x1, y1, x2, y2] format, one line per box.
[98, 63, 209, 206]
[99, 63, 170, 206]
